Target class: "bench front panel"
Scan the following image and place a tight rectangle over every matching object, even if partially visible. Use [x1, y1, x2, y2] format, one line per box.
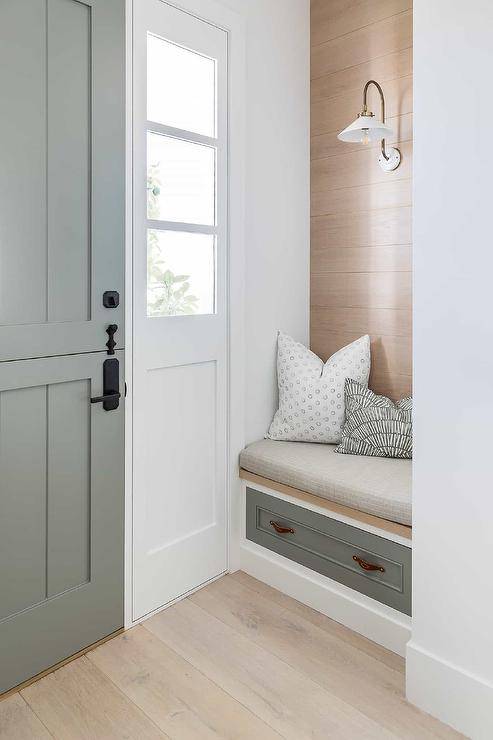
[246, 487, 412, 615]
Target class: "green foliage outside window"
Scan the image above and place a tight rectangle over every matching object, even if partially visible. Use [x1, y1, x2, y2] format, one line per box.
[147, 164, 199, 316]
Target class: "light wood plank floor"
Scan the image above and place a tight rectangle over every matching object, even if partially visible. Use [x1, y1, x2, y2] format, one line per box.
[0, 572, 465, 740]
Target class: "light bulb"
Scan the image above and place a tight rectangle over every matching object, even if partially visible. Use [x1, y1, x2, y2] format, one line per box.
[361, 129, 370, 145]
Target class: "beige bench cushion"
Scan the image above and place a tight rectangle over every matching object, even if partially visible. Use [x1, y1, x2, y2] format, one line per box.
[240, 439, 412, 526]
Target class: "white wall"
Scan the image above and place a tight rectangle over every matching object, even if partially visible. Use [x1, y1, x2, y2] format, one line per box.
[220, 0, 310, 443]
[409, 2, 493, 737]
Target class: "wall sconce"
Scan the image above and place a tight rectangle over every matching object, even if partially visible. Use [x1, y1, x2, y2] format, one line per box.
[338, 79, 400, 172]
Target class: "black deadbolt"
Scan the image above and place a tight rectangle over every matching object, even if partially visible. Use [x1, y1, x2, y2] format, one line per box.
[103, 290, 120, 308]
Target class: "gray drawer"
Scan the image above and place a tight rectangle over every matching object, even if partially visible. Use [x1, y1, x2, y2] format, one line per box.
[246, 488, 411, 615]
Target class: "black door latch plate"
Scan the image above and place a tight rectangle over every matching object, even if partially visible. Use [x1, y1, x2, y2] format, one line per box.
[90, 358, 121, 411]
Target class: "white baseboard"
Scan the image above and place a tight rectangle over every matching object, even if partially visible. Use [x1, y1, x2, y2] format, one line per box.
[240, 540, 411, 656]
[407, 642, 493, 739]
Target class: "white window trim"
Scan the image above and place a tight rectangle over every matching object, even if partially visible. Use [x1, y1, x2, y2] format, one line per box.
[124, 0, 246, 627]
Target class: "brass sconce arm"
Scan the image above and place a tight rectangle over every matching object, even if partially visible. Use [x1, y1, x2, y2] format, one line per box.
[362, 79, 389, 161]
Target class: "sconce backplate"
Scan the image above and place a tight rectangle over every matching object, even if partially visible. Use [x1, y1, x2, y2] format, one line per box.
[378, 146, 401, 172]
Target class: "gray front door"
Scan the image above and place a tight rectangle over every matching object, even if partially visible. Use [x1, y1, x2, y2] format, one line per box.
[0, 0, 125, 693]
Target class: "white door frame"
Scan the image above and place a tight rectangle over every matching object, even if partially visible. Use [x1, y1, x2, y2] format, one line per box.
[124, 0, 245, 627]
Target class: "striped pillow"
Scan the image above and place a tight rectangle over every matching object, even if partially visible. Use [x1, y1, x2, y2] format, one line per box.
[336, 379, 412, 459]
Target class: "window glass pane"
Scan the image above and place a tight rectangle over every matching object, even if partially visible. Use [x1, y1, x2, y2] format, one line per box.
[147, 230, 215, 317]
[147, 133, 215, 226]
[147, 34, 216, 137]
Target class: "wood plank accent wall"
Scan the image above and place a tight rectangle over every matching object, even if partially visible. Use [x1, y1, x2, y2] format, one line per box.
[310, 0, 412, 400]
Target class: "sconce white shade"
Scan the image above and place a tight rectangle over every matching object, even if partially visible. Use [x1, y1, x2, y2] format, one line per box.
[338, 114, 394, 143]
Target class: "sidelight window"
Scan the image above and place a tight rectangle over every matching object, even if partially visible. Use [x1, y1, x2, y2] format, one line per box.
[146, 34, 218, 317]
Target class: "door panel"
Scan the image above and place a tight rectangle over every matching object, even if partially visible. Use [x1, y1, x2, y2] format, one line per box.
[0, 0, 125, 695]
[48, 0, 91, 324]
[133, 0, 228, 619]
[0, 387, 47, 620]
[0, 0, 124, 360]
[46, 378, 91, 597]
[145, 361, 216, 553]
[0, 0, 47, 327]
[0, 378, 93, 617]
[0, 352, 124, 693]
[134, 359, 226, 615]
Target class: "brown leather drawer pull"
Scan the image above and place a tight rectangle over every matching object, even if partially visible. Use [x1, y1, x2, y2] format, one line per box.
[270, 520, 295, 535]
[353, 555, 385, 573]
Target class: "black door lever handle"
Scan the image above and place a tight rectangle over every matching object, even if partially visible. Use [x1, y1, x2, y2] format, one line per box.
[90, 392, 121, 404]
[91, 358, 120, 410]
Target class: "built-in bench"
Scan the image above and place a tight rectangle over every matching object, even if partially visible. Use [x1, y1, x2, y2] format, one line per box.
[239, 439, 412, 616]
[240, 439, 411, 530]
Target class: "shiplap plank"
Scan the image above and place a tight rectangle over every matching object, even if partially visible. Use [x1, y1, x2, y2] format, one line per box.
[312, 141, 412, 192]
[312, 179, 412, 217]
[310, 305, 411, 338]
[311, 207, 412, 249]
[311, 329, 412, 378]
[311, 0, 412, 48]
[312, 11, 412, 79]
[312, 112, 413, 160]
[311, 271, 411, 310]
[369, 369, 412, 399]
[311, 244, 411, 274]
[312, 47, 412, 102]
[312, 75, 413, 137]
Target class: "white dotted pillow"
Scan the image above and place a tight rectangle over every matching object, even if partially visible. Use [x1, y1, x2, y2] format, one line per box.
[267, 332, 371, 444]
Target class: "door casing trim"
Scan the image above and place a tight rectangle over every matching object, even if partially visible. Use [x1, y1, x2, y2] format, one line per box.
[124, 0, 246, 627]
